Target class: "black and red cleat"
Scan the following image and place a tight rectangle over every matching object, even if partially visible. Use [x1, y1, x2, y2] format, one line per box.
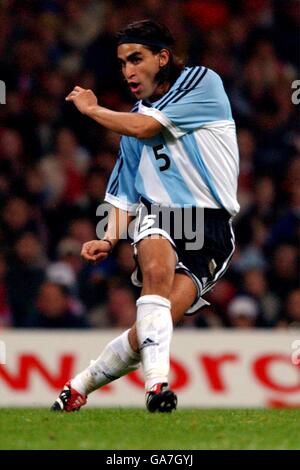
[51, 381, 87, 412]
[146, 382, 177, 413]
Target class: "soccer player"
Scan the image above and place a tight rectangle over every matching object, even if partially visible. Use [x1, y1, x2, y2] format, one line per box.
[51, 20, 239, 413]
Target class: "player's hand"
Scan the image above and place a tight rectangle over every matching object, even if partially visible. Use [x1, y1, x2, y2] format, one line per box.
[65, 86, 98, 115]
[81, 240, 112, 263]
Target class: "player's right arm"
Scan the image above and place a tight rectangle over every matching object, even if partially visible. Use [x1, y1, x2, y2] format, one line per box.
[65, 86, 162, 139]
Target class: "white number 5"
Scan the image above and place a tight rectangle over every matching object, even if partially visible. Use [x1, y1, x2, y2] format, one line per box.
[140, 214, 157, 232]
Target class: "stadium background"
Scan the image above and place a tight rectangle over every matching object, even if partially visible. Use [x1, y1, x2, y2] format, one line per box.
[0, 0, 299, 411]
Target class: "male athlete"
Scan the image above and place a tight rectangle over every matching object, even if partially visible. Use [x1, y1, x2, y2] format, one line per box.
[51, 20, 239, 413]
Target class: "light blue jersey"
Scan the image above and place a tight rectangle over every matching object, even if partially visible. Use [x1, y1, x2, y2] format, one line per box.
[105, 66, 240, 216]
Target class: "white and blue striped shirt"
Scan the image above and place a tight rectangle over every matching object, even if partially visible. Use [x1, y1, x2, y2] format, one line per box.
[105, 66, 240, 216]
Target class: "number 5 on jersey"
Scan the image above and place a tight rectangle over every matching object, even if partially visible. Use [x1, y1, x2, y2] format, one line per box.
[153, 144, 170, 172]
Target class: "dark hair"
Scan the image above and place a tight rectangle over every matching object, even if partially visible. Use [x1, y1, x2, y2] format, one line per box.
[117, 19, 184, 86]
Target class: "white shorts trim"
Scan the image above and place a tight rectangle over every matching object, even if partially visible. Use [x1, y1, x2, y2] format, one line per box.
[133, 227, 176, 248]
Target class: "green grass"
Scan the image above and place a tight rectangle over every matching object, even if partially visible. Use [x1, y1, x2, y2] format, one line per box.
[0, 408, 299, 450]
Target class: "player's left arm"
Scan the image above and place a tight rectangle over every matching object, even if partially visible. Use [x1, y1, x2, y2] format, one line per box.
[81, 206, 134, 263]
[65, 86, 162, 139]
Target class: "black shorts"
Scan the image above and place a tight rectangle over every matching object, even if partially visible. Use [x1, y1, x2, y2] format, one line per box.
[132, 197, 235, 314]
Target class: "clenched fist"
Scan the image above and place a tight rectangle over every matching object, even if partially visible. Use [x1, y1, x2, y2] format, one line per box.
[65, 86, 98, 115]
[81, 240, 112, 263]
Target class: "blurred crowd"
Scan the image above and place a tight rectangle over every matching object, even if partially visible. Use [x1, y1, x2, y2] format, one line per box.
[0, 0, 299, 329]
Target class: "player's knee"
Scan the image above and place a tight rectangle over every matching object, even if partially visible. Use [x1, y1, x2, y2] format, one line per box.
[142, 260, 172, 289]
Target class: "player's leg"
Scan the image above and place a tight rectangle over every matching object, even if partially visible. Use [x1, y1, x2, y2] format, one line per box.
[72, 271, 195, 396]
[137, 236, 177, 297]
[128, 273, 197, 353]
[134, 237, 176, 397]
[135, 240, 198, 412]
[50, 326, 141, 411]
[51, 271, 197, 411]
[128, 272, 197, 352]
[137, 269, 197, 412]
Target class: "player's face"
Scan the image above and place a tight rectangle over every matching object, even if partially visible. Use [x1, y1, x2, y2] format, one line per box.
[117, 44, 168, 100]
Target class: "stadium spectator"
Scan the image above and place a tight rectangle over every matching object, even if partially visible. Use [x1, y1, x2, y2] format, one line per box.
[46, 237, 83, 293]
[6, 233, 46, 326]
[242, 268, 281, 327]
[227, 296, 259, 329]
[1, 197, 40, 249]
[67, 217, 95, 244]
[39, 127, 89, 206]
[25, 281, 88, 328]
[232, 218, 269, 273]
[0, 128, 25, 180]
[76, 166, 107, 223]
[268, 244, 299, 302]
[278, 289, 300, 329]
[105, 283, 137, 328]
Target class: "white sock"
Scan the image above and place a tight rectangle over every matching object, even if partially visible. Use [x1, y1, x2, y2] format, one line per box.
[71, 329, 140, 395]
[136, 295, 173, 391]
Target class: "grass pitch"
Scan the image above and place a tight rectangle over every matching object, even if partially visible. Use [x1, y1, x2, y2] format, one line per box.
[0, 408, 299, 450]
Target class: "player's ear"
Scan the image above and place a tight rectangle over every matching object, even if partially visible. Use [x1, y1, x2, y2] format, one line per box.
[159, 49, 170, 67]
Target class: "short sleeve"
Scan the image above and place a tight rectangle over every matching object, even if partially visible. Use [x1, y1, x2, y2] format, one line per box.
[105, 136, 140, 215]
[139, 67, 233, 138]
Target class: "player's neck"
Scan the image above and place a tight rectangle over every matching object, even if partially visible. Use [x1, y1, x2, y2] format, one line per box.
[148, 81, 171, 102]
